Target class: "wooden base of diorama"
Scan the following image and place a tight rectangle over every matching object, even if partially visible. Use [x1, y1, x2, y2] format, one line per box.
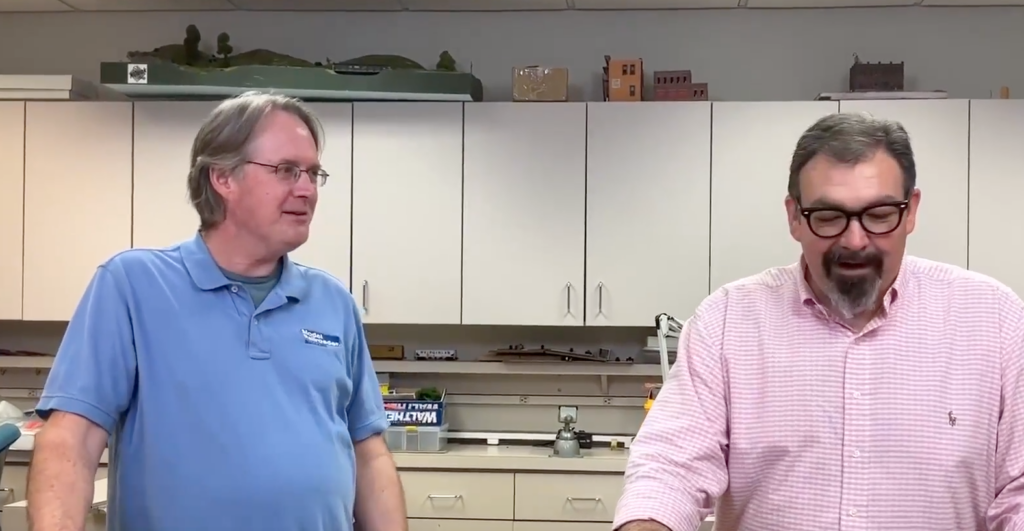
[100, 62, 484, 102]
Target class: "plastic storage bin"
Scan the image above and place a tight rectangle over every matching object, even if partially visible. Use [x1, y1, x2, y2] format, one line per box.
[384, 423, 449, 453]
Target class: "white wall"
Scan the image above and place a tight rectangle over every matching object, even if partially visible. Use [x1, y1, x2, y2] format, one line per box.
[0, 7, 1020, 102]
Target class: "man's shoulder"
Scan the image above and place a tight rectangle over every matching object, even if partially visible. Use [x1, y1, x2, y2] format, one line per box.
[289, 261, 359, 315]
[690, 264, 802, 324]
[903, 255, 1023, 313]
[290, 261, 352, 294]
[99, 242, 188, 281]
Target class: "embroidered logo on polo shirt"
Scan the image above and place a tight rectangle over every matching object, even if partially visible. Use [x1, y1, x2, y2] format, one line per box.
[302, 329, 341, 348]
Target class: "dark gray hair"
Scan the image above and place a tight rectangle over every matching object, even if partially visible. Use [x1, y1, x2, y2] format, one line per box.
[787, 112, 916, 203]
[187, 91, 324, 230]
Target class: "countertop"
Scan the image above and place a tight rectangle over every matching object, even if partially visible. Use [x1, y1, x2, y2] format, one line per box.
[393, 444, 629, 473]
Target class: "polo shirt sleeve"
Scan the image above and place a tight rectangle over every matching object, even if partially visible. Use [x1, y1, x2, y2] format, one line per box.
[344, 303, 389, 442]
[35, 264, 137, 435]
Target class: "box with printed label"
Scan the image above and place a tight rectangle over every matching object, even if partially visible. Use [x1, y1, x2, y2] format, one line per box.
[384, 399, 446, 427]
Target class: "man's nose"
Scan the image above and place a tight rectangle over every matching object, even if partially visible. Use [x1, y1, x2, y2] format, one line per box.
[841, 218, 871, 250]
[293, 174, 317, 197]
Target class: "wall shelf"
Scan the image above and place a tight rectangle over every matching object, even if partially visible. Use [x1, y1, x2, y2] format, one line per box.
[0, 357, 54, 369]
[373, 360, 661, 377]
[0, 356, 663, 377]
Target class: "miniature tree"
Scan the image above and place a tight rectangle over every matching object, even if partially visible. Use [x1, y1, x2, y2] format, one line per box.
[183, 24, 202, 66]
[216, 32, 234, 67]
[436, 50, 457, 72]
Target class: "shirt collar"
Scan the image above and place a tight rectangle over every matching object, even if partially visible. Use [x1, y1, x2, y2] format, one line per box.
[796, 255, 907, 316]
[181, 232, 306, 301]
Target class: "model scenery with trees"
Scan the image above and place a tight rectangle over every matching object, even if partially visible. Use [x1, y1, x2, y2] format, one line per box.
[126, 24, 459, 74]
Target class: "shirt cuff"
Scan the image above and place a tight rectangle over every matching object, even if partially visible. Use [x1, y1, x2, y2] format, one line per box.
[613, 488, 707, 531]
[350, 413, 389, 442]
[36, 395, 117, 435]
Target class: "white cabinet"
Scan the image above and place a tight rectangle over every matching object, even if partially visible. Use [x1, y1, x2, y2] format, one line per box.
[462, 103, 586, 326]
[23, 102, 133, 321]
[586, 102, 711, 325]
[132, 101, 217, 249]
[351, 102, 463, 324]
[839, 99, 969, 268]
[710, 101, 839, 291]
[967, 100, 1024, 297]
[289, 103, 353, 287]
[0, 102, 25, 320]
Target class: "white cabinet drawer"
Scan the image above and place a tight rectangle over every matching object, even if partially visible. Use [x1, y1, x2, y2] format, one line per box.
[514, 521, 715, 531]
[514, 523, 611, 531]
[401, 470, 514, 520]
[410, 519, 513, 531]
[514, 472, 623, 522]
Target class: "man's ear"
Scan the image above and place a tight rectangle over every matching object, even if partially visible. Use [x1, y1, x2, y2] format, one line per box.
[784, 195, 802, 241]
[208, 166, 235, 197]
[904, 187, 922, 235]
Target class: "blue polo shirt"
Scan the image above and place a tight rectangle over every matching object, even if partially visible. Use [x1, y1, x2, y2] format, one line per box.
[36, 233, 389, 531]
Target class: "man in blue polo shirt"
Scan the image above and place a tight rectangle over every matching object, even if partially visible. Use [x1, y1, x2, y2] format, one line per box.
[26, 92, 406, 531]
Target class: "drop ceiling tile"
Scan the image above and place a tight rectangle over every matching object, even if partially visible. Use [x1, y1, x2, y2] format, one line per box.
[229, 0, 402, 9]
[0, 0, 73, 11]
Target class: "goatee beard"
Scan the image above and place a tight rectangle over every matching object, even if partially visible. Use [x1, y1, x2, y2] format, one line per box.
[821, 247, 884, 319]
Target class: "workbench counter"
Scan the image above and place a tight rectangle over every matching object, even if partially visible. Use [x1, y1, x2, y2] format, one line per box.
[392, 444, 629, 473]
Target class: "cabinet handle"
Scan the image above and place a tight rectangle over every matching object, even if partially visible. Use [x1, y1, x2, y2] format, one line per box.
[566, 496, 602, 502]
[566, 282, 572, 313]
[427, 494, 462, 499]
[597, 282, 604, 314]
[362, 280, 369, 313]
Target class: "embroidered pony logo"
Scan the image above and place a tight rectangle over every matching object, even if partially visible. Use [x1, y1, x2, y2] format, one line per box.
[948, 411, 957, 427]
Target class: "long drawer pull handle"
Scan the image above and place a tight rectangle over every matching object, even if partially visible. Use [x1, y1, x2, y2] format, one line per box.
[567, 496, 602, 501]
[427, 494, 463, 499]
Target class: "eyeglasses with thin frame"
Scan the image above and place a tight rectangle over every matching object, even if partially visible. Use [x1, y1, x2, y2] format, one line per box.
[246, 161, 329, 187]
[799, 200, 910, 238]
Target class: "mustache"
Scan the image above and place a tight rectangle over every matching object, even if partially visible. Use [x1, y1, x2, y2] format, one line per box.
[824, 248, 883, 271]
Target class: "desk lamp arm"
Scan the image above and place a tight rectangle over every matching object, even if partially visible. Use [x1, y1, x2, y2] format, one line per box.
[654, 312, 685, 382]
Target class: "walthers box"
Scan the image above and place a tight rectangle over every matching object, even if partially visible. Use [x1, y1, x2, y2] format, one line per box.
[384, 400, 445, 427]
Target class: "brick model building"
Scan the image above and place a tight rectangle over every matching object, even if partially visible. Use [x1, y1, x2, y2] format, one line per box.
[652, 69, 708, 101]
[849, 54, 904, 92]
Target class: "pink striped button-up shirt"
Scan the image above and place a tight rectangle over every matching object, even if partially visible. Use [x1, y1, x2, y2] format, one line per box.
[614, 256, 1024, 531]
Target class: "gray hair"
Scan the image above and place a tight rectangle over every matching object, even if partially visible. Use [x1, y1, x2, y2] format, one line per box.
[187, 91, 324, 230]
[787, 112, 916, 203]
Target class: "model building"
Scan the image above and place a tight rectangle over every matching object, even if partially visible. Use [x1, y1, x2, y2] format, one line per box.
[849, 54, 904, 92]
[653, 69, 708, 101]
[603, 56, 643, 102]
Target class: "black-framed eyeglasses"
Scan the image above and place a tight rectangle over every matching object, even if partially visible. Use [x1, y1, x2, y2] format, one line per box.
[799, 200, 910, 238]
[246, 161, 329, 187]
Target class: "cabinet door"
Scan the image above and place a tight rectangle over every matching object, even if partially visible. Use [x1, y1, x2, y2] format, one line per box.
[839, 99, 969, 268]
[462, 103, 586, 326]
[289, 103, 353, 288]
[586, 102, 711, 325]
[710, 101, 839, 291]
[23, 102, 133, 321]
[0, 102, 25, 320]
[133, 101, 218, 249]
[352, 103, 463, 324]
[968, 100, 1024, 296]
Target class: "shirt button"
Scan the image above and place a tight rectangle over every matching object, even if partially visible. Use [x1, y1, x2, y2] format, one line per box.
[849, 509, 858, 516]
[853, 449, 861, 457]
[853, 391, 861, 398]
[230, 286, 239, 293]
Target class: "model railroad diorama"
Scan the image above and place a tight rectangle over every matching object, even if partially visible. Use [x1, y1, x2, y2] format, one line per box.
[481, 344, 635, 364]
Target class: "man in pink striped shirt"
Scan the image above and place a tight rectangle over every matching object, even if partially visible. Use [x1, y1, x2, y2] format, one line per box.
[614, 113, 1024, 531]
